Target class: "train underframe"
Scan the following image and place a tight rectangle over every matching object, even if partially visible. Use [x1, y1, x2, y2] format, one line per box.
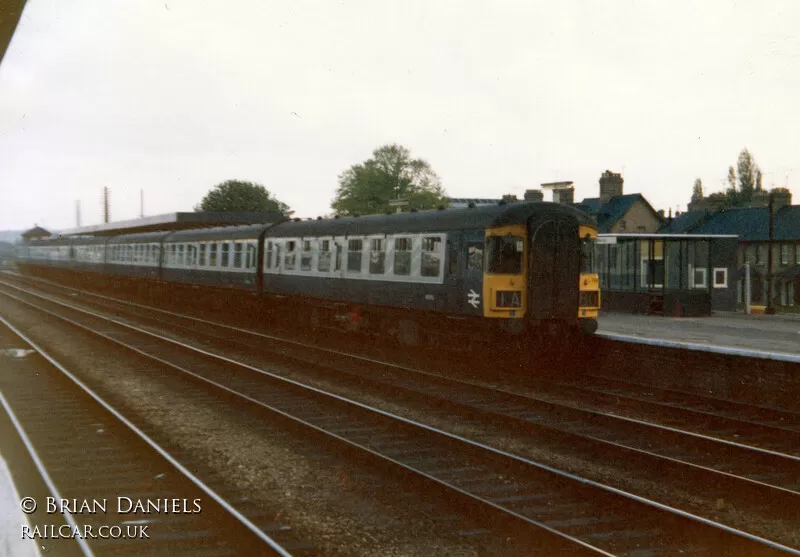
[16, 264, 592, 354]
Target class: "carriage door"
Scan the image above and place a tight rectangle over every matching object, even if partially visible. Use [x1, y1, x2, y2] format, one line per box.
[528, 218, 580, 321]
[461, 231, 485, 316]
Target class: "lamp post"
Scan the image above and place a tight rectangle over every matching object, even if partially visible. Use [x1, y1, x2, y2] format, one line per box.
[765, 192, 776, 314]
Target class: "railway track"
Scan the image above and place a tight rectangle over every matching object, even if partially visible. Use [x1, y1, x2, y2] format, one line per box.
[0, 315, 300, 556]
[2, 276, 799, 555]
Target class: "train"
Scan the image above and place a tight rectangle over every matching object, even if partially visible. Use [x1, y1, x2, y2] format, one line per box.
[16, 201, 600, 344]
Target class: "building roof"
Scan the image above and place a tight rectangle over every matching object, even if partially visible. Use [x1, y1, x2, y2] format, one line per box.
[21, 226, 52, 238]
[659, 205, 800, 241]
[574, 197, 601, 214]
[659, 210, 710, 233]
[575, 193, 660, 233]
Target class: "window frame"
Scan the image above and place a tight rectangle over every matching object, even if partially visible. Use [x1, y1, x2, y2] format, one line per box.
[346, 238, 364, 274]
[713, 267, 728, 289]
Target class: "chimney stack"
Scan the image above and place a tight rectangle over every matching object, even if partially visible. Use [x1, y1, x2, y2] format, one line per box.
[769, 188, 792, 213]
[524, 189, 544, 202]
[599, 170, 624, 205]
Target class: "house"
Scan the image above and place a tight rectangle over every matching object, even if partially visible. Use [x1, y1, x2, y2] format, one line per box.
[574, 171, 663, 233]
[21, 225, 52, 242]
[660, 190, 799, 309]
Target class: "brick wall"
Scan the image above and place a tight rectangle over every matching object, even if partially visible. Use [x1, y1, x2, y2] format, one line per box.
[590, 337, 800, 412]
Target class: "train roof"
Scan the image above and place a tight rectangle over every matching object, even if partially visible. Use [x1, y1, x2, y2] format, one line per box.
[161, 224, 272, 242]
[267, 201, 595, 238]
[24, 203, 596, 245]
[105, 231, 173, 244]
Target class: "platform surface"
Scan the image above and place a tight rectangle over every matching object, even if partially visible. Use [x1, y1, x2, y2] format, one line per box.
[597, 311, 800, 359]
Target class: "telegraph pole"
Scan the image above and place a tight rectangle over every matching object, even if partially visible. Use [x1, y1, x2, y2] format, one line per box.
[75, 200, 81, 227]
[140, 188, 144, 218]
[103, 187, 111, 224]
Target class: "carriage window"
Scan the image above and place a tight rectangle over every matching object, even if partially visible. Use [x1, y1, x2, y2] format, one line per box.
[246, 242, 257, 269]
[301, 240, 313, 271]
[318, 240, 331, 272]
[265, 241, 273, 269]
[421, 237, 442, 277]
[233, 242, 243, 268]
[285, 241, 296, 271]
[209, 243, 218, 267]
[220, 243, 229, 267]
[187, 244, 197, 266]
[486, 236, 523, 274]
[169, 245, 177, 265]
[369, 238, 385, 274]
[393, 237, 412, 276]
[347, 239, 363, 273]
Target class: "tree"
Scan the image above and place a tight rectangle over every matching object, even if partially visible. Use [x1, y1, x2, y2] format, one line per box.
[196, 180, 289, 213]
[726, 148, 762, 206]
[691, 178, 704, 202]
[331, 144, 447, 216]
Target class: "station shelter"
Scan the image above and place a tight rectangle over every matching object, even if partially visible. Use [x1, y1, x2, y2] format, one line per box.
[594, 234, 739, 316]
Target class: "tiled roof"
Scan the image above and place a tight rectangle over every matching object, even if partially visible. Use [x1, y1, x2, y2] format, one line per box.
[576, 193, 658, 233]
[669, 205, 800, 241]
[659, 210, 710, 233]
[575, 197, 601, 213]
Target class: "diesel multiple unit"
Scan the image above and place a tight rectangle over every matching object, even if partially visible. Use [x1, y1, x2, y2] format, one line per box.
[17, 202, 600, 342]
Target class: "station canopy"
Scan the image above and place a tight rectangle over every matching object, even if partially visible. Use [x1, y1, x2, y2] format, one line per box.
[58, 212, 286, 237]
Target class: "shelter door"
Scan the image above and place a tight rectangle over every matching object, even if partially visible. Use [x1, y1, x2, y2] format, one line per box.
[528, 218, 580, 321]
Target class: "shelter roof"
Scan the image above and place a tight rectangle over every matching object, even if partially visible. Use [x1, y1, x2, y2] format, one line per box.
[58, 212, 285, 236]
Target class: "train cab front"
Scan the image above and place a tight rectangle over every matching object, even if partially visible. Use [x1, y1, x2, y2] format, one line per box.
[578, 225, 600, 334]
[481, 226, 527, 334]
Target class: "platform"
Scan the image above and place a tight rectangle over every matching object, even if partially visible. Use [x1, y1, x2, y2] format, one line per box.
[0, 456, 40, 557]
[597, 311, 800, 362]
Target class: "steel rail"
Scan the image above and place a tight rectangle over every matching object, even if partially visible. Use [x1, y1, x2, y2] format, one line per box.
[11, 275, 796, 463]
[0, 313, 295, 557]
[2, 282, 798, 555]
[0, 388, 96, 557]
[0, 282, 614, 556]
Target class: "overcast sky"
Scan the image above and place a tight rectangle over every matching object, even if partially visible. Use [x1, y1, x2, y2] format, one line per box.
[1, 0, 798, 231]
